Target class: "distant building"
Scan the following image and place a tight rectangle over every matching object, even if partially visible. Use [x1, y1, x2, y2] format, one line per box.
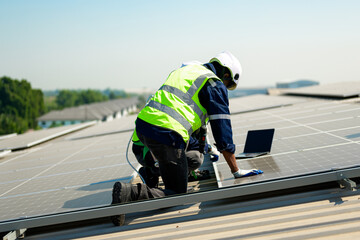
[276, 79, 319, 89]
[37, 97, 138, 128]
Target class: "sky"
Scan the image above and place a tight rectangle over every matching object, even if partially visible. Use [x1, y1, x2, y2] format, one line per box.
[1, 0, 359, 91]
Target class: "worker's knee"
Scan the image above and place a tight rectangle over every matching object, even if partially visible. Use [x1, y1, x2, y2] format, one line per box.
[186, 150, 204, 171]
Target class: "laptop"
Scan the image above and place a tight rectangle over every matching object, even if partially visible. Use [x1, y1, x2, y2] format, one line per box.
[235, 128, 275, 159]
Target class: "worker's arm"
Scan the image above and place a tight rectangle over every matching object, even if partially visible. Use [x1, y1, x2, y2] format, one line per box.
[222, 150, 239, 173]
[199, 80, 263, 178]
[198, 80, 238, 171]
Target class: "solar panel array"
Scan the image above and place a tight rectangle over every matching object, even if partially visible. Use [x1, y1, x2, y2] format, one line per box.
[1, 88, 360, 227]
[0, 118, 138, 222]
[213, 98, 360, 188]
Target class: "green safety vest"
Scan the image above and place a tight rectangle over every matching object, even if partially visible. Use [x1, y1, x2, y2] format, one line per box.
[137, 64, 220, 142]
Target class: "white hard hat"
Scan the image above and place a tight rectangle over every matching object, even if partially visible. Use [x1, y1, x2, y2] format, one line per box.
[210, 51, 242, 90]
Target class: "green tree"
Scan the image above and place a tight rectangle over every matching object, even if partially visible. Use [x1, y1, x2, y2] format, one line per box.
[55, 89, 108, 109]
[0, 76, 44, 134]
[0, 114, 28, 135]
[76, 89, 108, 105]
[55, 90, 77, 109]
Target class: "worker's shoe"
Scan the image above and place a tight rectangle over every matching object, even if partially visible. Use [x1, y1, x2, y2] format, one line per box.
[110, 182, 132, 226]
[188, 169, 211, 182]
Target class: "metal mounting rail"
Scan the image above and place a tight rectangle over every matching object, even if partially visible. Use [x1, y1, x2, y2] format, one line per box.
[0, 166, 359, 233]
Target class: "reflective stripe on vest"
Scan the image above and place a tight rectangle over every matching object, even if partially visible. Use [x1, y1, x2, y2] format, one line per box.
[147, 100, 194, 135]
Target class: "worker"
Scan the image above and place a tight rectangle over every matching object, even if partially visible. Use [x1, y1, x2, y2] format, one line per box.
[111, 51, 263, 226]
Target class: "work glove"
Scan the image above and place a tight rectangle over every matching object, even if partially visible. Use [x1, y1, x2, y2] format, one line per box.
[207, 144, 220, 162]
[233, 169, 263, 178]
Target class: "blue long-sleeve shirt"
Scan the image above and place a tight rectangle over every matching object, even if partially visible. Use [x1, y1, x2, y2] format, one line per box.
[136, 65, 235, 153]
[198, 79, 235, 153]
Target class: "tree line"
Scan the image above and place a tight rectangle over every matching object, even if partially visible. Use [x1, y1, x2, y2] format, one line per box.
[0, 76, 45, 134]
[1, 76, 144, 135]
[44, 88, 129, 112]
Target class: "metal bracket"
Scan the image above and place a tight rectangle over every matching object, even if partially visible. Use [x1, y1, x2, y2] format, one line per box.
[337, 172, 357, 191]
[3, 228, 26, 240]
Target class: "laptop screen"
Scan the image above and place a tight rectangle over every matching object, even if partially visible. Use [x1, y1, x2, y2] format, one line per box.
[243, 129, 275, 153]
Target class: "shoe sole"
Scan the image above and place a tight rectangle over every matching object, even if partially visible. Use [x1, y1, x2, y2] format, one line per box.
[111, 182, 126, 226]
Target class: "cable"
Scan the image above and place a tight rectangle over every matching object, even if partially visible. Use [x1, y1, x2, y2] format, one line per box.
[125, 134, 146, 184]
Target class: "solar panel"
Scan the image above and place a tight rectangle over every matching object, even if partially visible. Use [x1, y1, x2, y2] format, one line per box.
[281, 81, 360, 98]
[0, 130, 138, 222]
[213, 97, 360, 188]
[215, 143, 360, 188]
[330, 127, 360, 142]
[0, 121, 96, 151]
[67, 115, 137, 140]
[229, 94, 307, 114]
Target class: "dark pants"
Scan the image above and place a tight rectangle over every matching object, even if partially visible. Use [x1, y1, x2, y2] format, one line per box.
[136, 130, 193, 198]
[132, 143, 204, 179]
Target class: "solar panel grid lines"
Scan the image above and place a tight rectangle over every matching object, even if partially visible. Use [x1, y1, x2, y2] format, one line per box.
[0, 160, 131, 190]
[228, 94, 308, 114]
[0, 129, 139, 222]
[0, 135, 105, 198]
[271, 102, 350, 118]
[229, 102, 353, 130]
[271, 104, 358, 119]
[329, 126, 360, 142]
[263, 110, 359, 141]
[215, 143, 360, 188]
[232, 141, 356, 166]
[309, 117, 360, 132]
[215, 96, 360, 188]
[0, 146, 45, 167]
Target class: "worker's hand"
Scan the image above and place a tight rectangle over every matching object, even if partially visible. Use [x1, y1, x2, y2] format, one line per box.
[207, 144, 220, 162]
[233, 169, 263, 178]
